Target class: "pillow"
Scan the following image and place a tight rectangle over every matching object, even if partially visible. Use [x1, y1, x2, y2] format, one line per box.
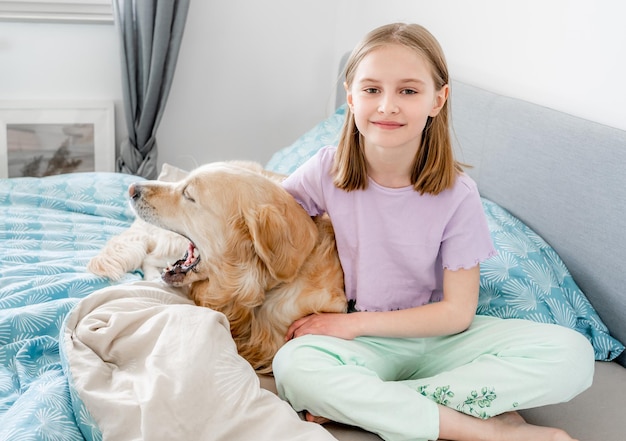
[479, 199, 624, 361]
[157, 162, 190, 182]
[266, 106, 625, 362]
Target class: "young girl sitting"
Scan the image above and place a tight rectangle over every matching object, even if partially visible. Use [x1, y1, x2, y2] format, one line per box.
[272, 22, 594, 441]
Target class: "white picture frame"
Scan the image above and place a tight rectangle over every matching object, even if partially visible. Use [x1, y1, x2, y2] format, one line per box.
[0, 100, 115, 178]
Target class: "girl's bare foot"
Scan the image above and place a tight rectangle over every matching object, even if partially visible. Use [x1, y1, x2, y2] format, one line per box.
[439, 406, 579, 441]
[304, 407, 578, 441]
[483, 411, 577, 441]
[303, 411, 331, 425]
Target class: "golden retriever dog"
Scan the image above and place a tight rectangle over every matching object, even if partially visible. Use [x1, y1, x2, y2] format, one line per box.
[88, 162, 347, 373]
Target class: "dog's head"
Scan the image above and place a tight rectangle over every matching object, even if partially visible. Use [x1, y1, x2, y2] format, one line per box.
[129, 162, 318, 301]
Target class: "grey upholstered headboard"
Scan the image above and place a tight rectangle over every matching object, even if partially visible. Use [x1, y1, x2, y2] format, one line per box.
[450, 80, 626, 366]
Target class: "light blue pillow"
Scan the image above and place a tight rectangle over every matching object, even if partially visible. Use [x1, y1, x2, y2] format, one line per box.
[479, 198, 624, 361]
[266, 106, 625, 362]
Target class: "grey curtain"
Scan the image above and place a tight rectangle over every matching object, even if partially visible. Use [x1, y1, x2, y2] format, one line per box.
[114, 0, 191, 179]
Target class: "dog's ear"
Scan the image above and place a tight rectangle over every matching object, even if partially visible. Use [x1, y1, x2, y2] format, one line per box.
[244, 201, 317, 282]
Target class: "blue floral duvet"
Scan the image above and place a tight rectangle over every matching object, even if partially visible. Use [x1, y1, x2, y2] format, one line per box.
[0, 173, 142, 440]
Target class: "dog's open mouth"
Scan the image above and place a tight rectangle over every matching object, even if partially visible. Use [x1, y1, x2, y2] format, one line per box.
[162, 242, 201, 285]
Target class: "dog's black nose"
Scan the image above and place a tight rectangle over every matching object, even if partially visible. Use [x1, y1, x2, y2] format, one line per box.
[128, 183, 141, 200]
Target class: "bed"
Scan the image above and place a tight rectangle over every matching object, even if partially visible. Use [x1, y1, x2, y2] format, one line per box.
[1, 79, 625, 440]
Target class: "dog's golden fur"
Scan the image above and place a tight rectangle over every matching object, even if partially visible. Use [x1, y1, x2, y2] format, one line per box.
[88, 161, 347, 373]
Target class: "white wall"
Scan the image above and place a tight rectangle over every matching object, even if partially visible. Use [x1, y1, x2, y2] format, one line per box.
[0, 20, 126, 150]
[156, 0, 342, 171]
[1, 0, 625, 173]
[159, 0, 626, 170]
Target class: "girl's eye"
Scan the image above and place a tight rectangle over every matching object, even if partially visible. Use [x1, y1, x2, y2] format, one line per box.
[401, 89, 418, 95]
[364, 88, 379, 94]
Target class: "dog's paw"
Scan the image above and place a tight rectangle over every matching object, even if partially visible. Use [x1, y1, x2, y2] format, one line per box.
[87, 254, 132, 280]
[87, 235, 152, 280]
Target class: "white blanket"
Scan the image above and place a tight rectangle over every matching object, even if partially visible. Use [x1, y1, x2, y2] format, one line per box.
[62, 281, 337, 441]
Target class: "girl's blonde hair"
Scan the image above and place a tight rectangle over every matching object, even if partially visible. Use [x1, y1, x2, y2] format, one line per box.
[332, 23, 462, 194]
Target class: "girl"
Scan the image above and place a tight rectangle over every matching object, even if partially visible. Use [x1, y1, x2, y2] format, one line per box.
[272, 23, 594, 441]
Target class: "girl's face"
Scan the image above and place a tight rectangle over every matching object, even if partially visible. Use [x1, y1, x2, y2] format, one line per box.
[346, 43, 448, 156]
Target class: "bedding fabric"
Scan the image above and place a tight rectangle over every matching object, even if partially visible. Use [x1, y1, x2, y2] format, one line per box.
[0, 173, 143, 440]
[61, 281, 336, 441]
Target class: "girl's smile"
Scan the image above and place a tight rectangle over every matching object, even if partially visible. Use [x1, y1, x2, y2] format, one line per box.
[371, 120, 405, 129]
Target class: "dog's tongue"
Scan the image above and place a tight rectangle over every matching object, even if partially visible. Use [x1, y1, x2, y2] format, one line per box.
[184, 242, 197, 266]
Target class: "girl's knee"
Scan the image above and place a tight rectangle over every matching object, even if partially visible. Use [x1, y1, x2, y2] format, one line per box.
[543, 325, 595, 397]
[272, 339, 308, 394]
[272, 336, 339, 402]
[274, 336, 328, 374]
[272, 338, 300, 380]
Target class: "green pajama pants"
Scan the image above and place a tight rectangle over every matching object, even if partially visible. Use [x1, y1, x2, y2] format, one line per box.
[272, 315, 594, 441]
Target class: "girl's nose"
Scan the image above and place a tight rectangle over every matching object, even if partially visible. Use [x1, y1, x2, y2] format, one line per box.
[377, 93, 399, 114]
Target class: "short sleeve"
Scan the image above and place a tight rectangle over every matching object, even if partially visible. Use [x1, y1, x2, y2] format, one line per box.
[440, 178, 496, 270]
[281, 146, 335, 217]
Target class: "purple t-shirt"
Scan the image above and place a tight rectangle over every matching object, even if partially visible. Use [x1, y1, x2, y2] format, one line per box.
[282, 146, 496, 312]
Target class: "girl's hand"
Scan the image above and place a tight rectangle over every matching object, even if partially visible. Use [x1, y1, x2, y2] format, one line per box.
[285, 312, 361, 341]
[284, 266, 480, 342]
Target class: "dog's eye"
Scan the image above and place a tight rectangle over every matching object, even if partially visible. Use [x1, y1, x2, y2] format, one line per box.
[183, 186, 196, 203]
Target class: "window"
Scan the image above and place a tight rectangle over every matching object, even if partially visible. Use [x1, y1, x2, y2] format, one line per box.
[0, 0, 113, 24]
